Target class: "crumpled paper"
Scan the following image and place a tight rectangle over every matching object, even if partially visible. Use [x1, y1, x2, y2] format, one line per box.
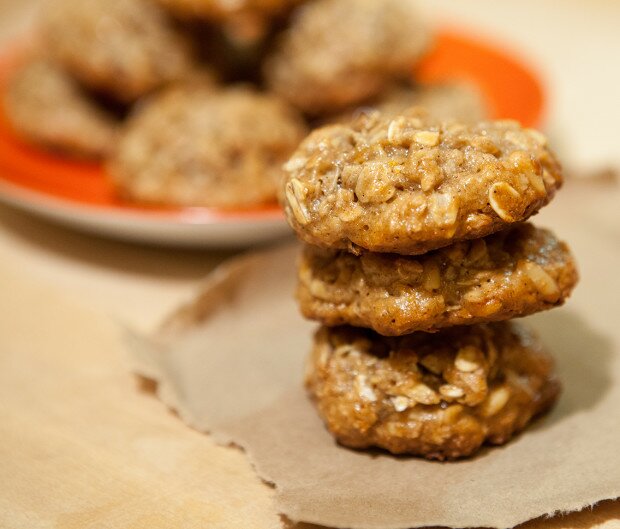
[129, 184, 620, 529]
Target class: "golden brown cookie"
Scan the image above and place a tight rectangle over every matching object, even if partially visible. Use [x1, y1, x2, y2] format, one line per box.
[3, 57, 118, 159]
[41, 0, 195, 102]
[298, 223, 578, 335]
[283, 109, 563, 255]
[333, 83, 487, 124]
[109, 85, 307, 207]
[306, 322, 560, 460]
[264, 0, 431, 114]
[378, 83, 486, 122]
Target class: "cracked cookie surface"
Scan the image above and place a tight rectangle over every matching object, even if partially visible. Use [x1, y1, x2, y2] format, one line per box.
[298, 223, 578, 335]
[283, 109, 563, 255]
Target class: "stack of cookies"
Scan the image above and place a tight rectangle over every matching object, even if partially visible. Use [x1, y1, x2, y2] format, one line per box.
[282, 108, 579, 460]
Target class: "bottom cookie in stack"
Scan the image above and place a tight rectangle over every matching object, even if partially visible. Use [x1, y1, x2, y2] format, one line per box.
[305, 322, 560, 460]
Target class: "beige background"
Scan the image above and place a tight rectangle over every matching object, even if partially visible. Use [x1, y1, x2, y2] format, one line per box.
[0, 1, 619, 528]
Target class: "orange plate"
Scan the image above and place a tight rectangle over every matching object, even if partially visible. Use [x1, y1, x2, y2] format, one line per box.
[0, 30, 545, 224]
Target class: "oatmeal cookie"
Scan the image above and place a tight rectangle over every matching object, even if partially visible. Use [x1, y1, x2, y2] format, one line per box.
[3, 57, 118, 159]
[373, 83, 486, 123]
[41, 0, 194, 102]
[298, 224, 578, 335]
[109, 86, 306, 207]
[264, 0, 431, 114]
[331, 83, 486, 125]
[306, 322, 560, 459]
[283, 109, 563, 255]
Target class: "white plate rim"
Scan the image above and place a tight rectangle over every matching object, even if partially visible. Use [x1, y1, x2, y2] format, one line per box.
[0, 177, 292, 247]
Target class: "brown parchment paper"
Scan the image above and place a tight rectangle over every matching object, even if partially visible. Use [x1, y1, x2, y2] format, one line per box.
[129, 186, 620, 529]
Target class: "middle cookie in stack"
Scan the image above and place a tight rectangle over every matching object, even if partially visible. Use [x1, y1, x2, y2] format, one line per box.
[282, 108, 579, 460]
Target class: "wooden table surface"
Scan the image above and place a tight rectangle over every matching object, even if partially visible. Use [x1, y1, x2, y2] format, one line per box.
[0, 1, 619, 528]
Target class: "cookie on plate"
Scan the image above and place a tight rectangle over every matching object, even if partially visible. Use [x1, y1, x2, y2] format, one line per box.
[371, 83, 486, 123]
[41, 0, 195, 102]
[306, 322, 560, 459]
[264, 0, 431, 114]
[298, 223, 578, 335]
[3, 57, 118, 159]
[109, 85, 307, 207]
[283, 108, 563, 255]
[330, 83, 487, 126]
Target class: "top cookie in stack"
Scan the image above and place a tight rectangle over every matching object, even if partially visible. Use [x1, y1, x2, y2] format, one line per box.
[283, 109, 562, 255]
[282, 108, 579, 459]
